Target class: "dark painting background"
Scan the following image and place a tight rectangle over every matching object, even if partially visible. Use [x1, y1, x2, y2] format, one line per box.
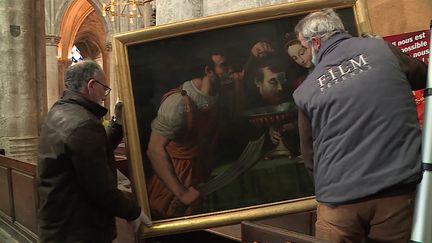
[127, 7, 358, 218]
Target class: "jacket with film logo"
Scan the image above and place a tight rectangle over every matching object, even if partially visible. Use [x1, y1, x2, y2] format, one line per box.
[293, 33, 427, 204]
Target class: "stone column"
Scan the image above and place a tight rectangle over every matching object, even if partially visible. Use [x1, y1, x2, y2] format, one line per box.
[156, 0, 203, 25]
[203, 0, 297, 17]
[117, 13, 132, 33]
[105, 42, 117, 116]
[0, 0, 45, 162]
[143, 2, 154, 27]
[45, 35, 61, 109]
[58, 58, 72, 95]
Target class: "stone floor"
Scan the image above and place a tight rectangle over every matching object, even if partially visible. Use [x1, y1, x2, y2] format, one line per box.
[0, 227, 18, 243]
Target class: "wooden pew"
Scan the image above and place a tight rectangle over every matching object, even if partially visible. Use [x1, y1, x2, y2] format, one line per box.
[0, 153, 137, 243]
[0, 155, 38, 242]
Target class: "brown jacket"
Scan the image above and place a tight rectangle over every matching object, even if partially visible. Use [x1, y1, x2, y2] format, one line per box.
[37, 91, 140, 243]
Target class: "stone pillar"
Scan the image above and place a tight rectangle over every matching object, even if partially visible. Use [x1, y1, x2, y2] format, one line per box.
[0, 0, 45, 162]
[156, 0, 203, 25]
[118, 13, 133, 33]
[57, 58, 72, 96]
[105, 42, 117, 116]
[143, 2, 154, 27]
[45, 35, 61, 109]
[203, 0, 257, 16]
[203, 0, 297, 17]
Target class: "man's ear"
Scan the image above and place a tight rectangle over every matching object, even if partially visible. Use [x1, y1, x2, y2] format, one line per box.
[83, 79, 93, 94]
[205, 65, 213, 76]
[254, 79, 261, 88]
[311, 37, 321, 50]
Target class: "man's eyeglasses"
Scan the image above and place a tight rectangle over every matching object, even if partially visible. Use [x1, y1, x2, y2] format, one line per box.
[89, 78, 111, 96]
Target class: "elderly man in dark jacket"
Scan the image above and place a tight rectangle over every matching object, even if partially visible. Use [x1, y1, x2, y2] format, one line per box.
[293, 9, 427, 243]
[37, 60, 151, 242]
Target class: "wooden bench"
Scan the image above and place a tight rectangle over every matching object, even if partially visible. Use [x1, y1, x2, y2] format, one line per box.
[0, 154, 136, 243]
[0, 155, 38, 242]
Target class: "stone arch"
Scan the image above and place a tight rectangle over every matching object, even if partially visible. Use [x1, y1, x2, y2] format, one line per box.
[55, 0, 113, 37]
[57, 1, 108, 61]
[75, 37, 104, 61]
[57, 0, 112, 111]
[74, 11, 108, 69]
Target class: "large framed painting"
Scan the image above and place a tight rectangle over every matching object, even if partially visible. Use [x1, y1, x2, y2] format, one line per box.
[113, 0, 371, 237]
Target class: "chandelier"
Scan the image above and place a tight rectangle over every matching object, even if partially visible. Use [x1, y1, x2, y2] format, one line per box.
[102, 0, 154, 24]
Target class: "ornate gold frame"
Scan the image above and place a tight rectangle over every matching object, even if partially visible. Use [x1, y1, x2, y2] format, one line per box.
[113, 0, 371, 238]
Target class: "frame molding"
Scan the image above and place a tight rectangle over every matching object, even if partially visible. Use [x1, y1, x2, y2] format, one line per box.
[113, 0, 371, 237]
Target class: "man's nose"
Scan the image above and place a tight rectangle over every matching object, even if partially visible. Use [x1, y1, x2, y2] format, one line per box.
[277, 83, 283, 91]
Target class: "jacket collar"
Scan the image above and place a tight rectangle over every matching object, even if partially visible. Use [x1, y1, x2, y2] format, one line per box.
[61, 90, 108, 119]
[316, 33, 352, 64]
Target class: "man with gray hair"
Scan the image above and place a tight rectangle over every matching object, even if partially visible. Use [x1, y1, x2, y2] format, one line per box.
[293, 9, 427, 242]
[38, 60, 151, 242]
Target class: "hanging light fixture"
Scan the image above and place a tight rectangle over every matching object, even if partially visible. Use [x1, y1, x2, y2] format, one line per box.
[102, 0, 154, 24]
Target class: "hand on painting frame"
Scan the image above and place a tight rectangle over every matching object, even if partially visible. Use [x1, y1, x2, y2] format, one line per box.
[129, 210, 152, 233]
[113, 100, 124, 126]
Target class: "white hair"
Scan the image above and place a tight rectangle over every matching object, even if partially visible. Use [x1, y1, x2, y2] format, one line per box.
[295, 8, 346, 43]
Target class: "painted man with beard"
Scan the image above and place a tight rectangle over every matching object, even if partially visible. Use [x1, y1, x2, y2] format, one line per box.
[146, 52, 233, 219]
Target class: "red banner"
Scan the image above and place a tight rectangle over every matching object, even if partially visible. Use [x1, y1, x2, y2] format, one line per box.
[383, 30, 430, 64]
[383, 30, 430, 127]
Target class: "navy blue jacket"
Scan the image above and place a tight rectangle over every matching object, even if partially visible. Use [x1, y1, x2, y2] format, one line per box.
[294, 33, 427, 204]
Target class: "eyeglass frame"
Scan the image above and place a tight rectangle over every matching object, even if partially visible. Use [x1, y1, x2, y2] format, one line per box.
[88, 78, 111, 96]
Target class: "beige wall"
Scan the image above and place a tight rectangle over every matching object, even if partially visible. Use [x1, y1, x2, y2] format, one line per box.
[367, 0, 432, 37]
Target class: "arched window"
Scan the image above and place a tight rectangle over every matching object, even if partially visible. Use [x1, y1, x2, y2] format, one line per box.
[71, 45, 83, 63]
